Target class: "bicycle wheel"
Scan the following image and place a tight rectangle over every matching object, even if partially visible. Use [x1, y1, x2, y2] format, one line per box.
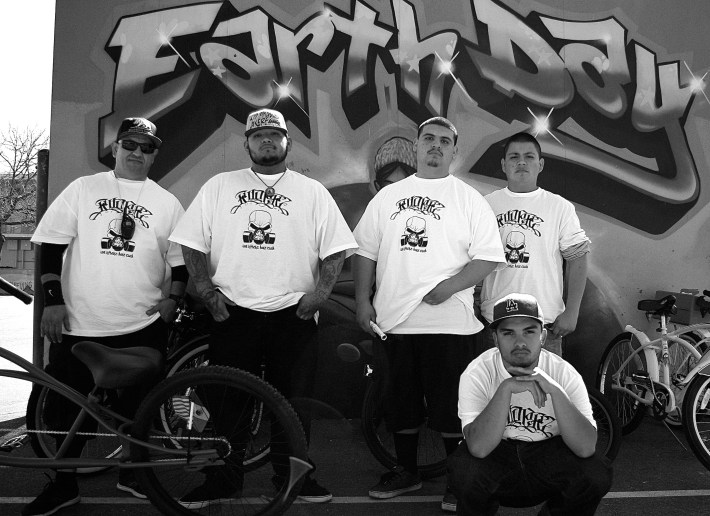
[665, 332, 707, 426]
[587, 386, 622, 461]
[164, 337, 270, 471]
[361, 377, 447, 479]
[26, 384, 122, 475]
[131, 366, 308, 516]
[165, 336, 210, 377]
[597, 332, 647, 435]
[682, 373, 710, 472]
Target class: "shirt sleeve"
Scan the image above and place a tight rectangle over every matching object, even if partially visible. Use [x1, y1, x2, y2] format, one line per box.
[31, 179, 81, 245]
[559, 201, 589, 252]
[168, 180, 214, 254]
[353, 192, 382, 261]
[458, 363, 493, 431]
[314, 184, 358, 260]
[468, 197, 506, 264]
[165, 196, 186, 267]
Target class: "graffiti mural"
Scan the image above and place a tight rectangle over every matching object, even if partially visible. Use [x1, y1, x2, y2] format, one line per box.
[97, 0, 704, 234]
[51, 0, 710, 386]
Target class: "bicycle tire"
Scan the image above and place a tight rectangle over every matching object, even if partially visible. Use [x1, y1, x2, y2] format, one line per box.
[25, 384, 122, 475]
[665, 331, 707, 426]
[164, 337, 270, 471]
[131, 366, 308, 516]
[597, 332, 647, 435]
[165, 335, 210, 377]
[682, 373, 710, 472]
[361, 376, 447, 479]
[587, 386, 622, 461]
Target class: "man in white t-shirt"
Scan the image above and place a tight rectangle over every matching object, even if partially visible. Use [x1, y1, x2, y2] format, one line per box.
[169, 109, 357, 508]
[25, 118, 187, 516]
[481, 132, 590, 356]
[353, 117, 505, 511]
[449, 293, 612, 515]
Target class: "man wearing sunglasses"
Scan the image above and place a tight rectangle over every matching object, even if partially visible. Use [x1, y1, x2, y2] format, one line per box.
[26, 118, 187, 516]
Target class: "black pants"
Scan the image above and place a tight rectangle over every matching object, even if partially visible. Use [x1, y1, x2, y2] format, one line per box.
[207, 303, 318, 478]
[447, 437, 612, 515]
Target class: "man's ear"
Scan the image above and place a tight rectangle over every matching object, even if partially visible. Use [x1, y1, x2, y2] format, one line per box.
[111, 141, 118, 159]
[243, 139, 249, 152]
[540, 326, 548, 346]
[538, 157, 544, 173]
[491, 328, 499, 347]
[500, 158, 506, 174]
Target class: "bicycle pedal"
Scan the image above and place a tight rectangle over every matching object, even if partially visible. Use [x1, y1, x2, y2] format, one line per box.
[631, 370, 651, 387]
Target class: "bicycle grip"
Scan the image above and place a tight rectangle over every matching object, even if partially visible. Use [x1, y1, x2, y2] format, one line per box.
[369, 321, 387, 340]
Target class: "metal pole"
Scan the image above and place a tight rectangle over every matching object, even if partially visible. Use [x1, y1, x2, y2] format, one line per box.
[33, 149, 49, 368]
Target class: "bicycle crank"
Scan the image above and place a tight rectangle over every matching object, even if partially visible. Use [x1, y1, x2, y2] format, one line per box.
[631, 370, 675, 419]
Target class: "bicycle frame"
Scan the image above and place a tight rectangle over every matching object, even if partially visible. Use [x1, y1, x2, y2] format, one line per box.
[610, 319, 710, 413]
[0, 344, 221, 470]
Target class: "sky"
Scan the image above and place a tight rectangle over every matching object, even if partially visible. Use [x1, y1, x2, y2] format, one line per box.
[0, 2, 55, 133]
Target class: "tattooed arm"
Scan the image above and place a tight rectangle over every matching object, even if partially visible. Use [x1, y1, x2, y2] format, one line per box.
[181, 245, 233, 322]
[296, 250, 346, 320]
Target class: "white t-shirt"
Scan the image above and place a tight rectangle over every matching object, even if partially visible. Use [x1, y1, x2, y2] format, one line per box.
[354, 174, 505, 334]
[169, 168, 357, 312]
[481, 188, 589, 324]
[458, 348, 595, 440]
[31, 171, 185, 336]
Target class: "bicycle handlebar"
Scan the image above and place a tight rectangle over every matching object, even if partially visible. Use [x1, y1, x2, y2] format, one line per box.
[0, 276, 33, 305]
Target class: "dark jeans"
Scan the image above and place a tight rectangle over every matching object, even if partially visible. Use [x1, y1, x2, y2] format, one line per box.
[447, 437, 612, 516]
[207, 303, 318, 479]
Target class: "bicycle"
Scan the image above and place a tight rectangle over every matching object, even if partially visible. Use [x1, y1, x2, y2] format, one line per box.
[597, 292, 710, 470]
[0, 276, 310, 515]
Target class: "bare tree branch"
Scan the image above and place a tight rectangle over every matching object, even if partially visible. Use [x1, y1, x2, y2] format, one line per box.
[0, 125, 49, 233]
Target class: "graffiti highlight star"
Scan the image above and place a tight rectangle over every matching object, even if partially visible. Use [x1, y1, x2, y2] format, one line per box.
[272, 78, 309, 117]
[527, 107, 563, 146]
[684, 61, 710, 108]
[155, 27, 190, 68]
[434, 51, 473, 103]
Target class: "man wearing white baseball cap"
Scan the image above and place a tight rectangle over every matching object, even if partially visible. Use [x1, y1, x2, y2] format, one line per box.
[170, 108, 357, 507]
[448, 293, 612, 515]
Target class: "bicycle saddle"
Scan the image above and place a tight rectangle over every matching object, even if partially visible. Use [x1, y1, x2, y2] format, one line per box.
[71, 341, 164, 389]
[637, 294, 677, 315]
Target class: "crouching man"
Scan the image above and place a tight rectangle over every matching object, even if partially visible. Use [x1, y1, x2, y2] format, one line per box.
[448, 293, 612, 515]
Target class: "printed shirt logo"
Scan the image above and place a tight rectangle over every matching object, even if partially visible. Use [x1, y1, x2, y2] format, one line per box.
[90, 198, 152, 257]
[497, 209, 544, 237]
[390, 196, 445, 220]
[507, 405, 556, 439]
[231, 189, 291, 215]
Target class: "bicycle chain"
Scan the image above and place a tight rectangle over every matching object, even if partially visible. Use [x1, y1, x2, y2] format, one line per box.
[0, 427, 228, 443]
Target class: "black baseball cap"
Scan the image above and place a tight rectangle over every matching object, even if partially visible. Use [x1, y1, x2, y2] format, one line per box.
[490, 293, 544, 329]
[116, 117, 162, 147]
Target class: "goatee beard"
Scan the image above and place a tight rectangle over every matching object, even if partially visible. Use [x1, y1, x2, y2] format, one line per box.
[249, 148, 287, 166]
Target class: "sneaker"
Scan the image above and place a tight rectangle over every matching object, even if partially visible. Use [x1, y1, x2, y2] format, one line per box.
[441, 488, 457, 512]
[272, 475, 333, 503]
[21, 479, 80, 516]
[368, 467, 422, 499]
[116, 470, 147, 499]
[179, 481, 241, 509]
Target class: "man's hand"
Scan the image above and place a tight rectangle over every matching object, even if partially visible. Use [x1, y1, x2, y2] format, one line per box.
[503, 368, 561, 408]
[422, 278, 456, 305]
[356, 301, 378, 336]
[203, 290, 234, 322]
[41, 305, 70, 343]
[146, 298, 178, 323]
[296, 292, 326, 320]
[549, 309, 578, 338]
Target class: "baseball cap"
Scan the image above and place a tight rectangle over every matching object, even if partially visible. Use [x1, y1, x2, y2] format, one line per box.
[116, 117, 162, 148]
[490, 293, 544, 329]
[244, 109, 289, 137]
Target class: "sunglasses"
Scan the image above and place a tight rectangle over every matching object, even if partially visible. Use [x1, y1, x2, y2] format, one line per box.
[120, 139, 156, 154]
